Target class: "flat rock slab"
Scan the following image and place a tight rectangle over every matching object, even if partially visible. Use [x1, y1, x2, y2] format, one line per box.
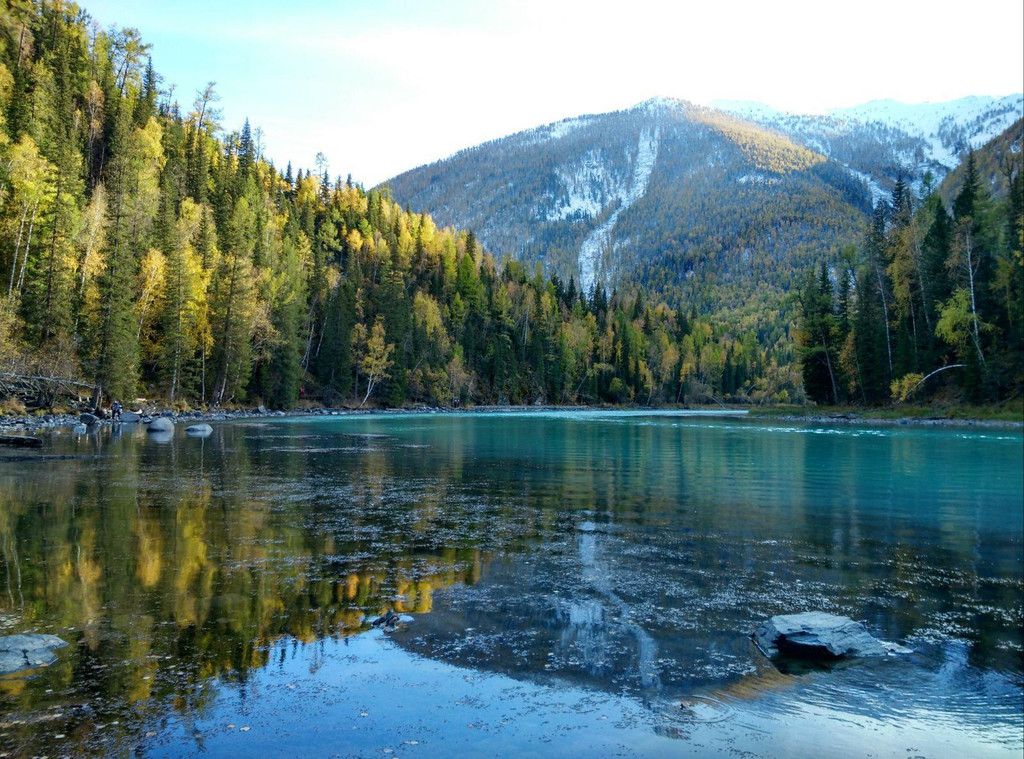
[0, 634, 67, 675]
[752, 612, 908, 660]
[119, 411, 141, 423]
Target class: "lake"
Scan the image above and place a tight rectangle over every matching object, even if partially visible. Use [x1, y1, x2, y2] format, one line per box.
[0, 410, 1021, 758]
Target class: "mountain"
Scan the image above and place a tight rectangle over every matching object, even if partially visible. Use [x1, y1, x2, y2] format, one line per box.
[714, 94, 1023, 201]
[385, 98, 870, 319]
[936, 117, 1024, 205]
[384, 95, 1022, 320]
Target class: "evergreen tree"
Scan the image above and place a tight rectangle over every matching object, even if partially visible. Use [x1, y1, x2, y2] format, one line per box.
[796, 263, 839, 404]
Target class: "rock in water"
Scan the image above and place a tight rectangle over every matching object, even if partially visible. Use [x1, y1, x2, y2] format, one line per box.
[185, 423, 213, 436]
[0, 634, 67, 675]
[752, 611, 903, 659]
[79, 413, 98, 425]
[147, 417, 174, 433]
[119, 411, 141, 423]
[371, 610, 413, 630]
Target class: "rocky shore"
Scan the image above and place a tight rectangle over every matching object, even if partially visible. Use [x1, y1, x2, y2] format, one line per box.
[0, 403, 459, 434]
[1, 403, 585, 435]
[0, 404, 1019, 437]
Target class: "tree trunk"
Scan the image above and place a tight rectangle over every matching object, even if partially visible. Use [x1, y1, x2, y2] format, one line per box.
[16, 205, 37, 296]
[8, 205, 29, 299]
[963, 228, 986, 368]
[873, 262, 893, 375]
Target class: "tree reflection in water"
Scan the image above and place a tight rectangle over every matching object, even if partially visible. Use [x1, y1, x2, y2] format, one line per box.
[0, 413, 1020, 757]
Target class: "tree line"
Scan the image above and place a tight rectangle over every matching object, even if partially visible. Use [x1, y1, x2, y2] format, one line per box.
[0, 2, 792, 410]
[797, 144, 1023, 406]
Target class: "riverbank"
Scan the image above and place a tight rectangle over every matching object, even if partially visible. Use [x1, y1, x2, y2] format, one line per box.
[1, 401, 1020, 436]
[0, 403, 597, 434]
[748, 401, 1024, 428]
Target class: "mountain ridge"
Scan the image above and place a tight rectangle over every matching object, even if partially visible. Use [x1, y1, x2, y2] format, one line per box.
[385, 98, 866, 314]
[384, 94, 1021, 317]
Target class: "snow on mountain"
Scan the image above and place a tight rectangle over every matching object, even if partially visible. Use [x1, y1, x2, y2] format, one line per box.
[828, 94, 1023, 168]
[546, 150, 610, 221]
[828, 95, 1019, 136]
[715, 94, 1023, 196]
[385, 94, 1017, 309]
[530, 113, 597, 143]
[709, 99, 787, 121]
[577, 126, 660, 292]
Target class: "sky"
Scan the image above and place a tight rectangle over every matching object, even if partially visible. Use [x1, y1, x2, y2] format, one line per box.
[82, 0, 1024, 187]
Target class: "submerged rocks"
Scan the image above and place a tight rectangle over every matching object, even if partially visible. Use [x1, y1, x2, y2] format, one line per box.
[0, 435, 42, 448]
[752, 612, 910, 660]
[0, 634, 67, 675]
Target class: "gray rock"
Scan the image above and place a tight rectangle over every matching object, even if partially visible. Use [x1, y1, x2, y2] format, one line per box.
[185, 423, 213, 436]
[119, 411, 141, 423]
[147, 417, 174, 433]
[72, 423, 88, 435]
[258, 404, 267, 414]
[79, 413, 99, 425]
[0, 634, 67, 675]
[752, 612, 907, 659]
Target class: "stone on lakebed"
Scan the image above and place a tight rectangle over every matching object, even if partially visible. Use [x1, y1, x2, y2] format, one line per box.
[0, 634, 67, 675]
[752, 611, 911, 660]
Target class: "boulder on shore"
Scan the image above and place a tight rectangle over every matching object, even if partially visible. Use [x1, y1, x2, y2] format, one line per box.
[0, 634, 67, 675]
[119, 411, 141, 423]
[752, 612, 909, 660]
[147, 417, 174, 433]
[79, 412, 98, 425]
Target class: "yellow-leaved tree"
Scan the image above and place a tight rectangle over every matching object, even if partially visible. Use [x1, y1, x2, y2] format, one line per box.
[359, 317, 394, 407]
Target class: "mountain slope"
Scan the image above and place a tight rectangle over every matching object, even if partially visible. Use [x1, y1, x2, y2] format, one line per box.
[715, 94, 1024, 199]
[385, 99, 869, 315]
[937, 117, 1024, 205]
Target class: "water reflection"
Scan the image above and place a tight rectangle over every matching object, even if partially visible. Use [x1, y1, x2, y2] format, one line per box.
[0, 413, 1020, 757]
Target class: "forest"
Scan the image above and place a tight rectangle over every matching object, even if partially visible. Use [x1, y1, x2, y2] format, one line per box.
[0, 2, 792, 412]
[2, 3, 1019, 414]
[797, 147, 1023, 406]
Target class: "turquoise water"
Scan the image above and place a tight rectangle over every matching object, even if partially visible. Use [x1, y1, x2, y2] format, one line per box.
[0, 411, 1020, 757]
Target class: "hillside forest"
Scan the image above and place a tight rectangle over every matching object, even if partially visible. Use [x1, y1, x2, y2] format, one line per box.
[797, 145, 1023, 406]
[0, 3, 1020, 412]
[0, 2, 792, 411]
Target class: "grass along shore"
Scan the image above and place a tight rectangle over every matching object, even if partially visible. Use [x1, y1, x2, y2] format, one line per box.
[749, 398, 1023, 425]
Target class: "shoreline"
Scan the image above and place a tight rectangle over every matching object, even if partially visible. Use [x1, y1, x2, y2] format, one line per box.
[747, 411, 1023, 429]
[0, 403, 1020, 436]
